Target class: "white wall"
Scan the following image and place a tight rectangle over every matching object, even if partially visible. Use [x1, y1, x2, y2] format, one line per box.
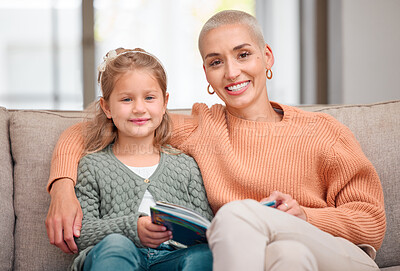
[338, 0, 400, 104]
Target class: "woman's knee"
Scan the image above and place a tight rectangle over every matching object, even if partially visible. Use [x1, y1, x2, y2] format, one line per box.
[265, 240, 318, 271]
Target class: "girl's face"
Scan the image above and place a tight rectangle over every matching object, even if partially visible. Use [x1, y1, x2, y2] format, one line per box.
[201, 24, 274, 118]
[101, 69, 168, 146]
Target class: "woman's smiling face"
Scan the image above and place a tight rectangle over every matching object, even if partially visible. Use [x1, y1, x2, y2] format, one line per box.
[200, 24, 274, 118]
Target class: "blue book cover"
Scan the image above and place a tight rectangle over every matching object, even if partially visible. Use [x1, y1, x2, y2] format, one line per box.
[150, 201, 211, 246]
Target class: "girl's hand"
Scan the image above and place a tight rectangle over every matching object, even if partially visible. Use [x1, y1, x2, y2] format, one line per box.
[137, 216, 172, 248]
[261, 191, 307, 221]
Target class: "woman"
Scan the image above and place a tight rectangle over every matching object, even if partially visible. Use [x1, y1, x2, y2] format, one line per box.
[46, 10, 385, 270]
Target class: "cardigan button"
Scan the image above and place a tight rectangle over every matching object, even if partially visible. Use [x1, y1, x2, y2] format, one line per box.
[144, 179, 150, 183]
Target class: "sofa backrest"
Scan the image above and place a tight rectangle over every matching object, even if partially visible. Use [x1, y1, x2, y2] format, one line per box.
[0, 107, 14, 271]
[9, 110, 84, 271]
[3, 100, 399, 270]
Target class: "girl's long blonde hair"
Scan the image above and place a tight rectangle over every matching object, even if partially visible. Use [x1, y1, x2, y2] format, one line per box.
[83, 47, 171, 154]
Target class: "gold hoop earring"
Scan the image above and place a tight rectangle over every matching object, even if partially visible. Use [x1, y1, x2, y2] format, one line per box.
[207, 84, 215, 95]
[266, 69, 273, 80]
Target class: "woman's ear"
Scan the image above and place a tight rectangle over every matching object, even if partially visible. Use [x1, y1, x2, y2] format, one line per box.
[264, 44, 275, 69]
[99, 97, 112, 119]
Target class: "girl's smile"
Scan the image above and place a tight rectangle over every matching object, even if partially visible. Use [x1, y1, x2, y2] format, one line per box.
[130, 118, 150, 125]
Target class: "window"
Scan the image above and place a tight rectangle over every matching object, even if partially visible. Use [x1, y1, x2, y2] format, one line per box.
[0, 0, 316, 110]
[94, 0, 255, 109]
[0, 0, 83, 109]
[256, 0, 300, 105]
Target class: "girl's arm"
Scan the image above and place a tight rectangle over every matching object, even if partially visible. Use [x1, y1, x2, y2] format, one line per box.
[185, 157, 214, 221]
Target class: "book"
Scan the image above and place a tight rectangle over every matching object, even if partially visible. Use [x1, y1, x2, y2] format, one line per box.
[150, 201, 211, 246]
[261, 200, 276, 207]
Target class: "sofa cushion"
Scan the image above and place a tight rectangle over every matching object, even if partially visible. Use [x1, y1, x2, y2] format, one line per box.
[313, 100, 400, 268]
[10, 110, 84, 271]
[0, 107, 14, 271]
[381, 266, 400, 271]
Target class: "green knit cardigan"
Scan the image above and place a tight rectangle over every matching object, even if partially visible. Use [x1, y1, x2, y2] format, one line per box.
[71, 145, 213, 270]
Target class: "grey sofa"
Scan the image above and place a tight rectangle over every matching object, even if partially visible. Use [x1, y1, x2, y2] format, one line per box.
[0, 100, 399, 270]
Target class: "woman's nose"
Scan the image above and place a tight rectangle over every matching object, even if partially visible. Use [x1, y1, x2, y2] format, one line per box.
[225, 60, 240, 81]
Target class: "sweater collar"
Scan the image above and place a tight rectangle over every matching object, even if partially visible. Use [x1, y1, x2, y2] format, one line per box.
[225, 101, 293, 128]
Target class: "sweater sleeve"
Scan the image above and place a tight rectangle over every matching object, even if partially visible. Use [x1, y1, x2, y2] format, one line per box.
[169, 113, 198, 150]
[186, 158, 214, 221]
[47, 122, 86, 192]
[75, 157, 142, 251]
[303, 125, 386, 250]
[169, 103, 220, 151]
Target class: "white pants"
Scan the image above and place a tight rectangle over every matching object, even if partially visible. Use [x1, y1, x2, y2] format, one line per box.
[206, 199, 379, 271]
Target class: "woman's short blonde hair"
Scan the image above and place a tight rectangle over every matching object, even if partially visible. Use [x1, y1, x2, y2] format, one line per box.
[198, 10, 266, 54]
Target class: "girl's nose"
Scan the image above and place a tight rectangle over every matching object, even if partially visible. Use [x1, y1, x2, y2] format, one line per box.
[132, 100, 146, 113]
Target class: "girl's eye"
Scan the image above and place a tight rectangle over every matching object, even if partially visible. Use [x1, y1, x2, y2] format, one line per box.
[122, 98, 132, 102]
[239, 52, 250, 59]
[209, 60, 222, 67]
[145, 96, 154, 101]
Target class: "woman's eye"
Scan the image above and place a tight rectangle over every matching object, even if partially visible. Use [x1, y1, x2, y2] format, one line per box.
[209, 60, 221, 67]
[239, 52, 250, 59]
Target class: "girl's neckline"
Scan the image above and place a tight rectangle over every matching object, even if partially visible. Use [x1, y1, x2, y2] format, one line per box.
[111, 142, 160, 167]
[127, 163, 159, 169]
[106, 144, 166, 181]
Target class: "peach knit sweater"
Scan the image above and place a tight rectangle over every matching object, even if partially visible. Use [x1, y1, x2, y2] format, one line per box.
[47, 102, 386, 250]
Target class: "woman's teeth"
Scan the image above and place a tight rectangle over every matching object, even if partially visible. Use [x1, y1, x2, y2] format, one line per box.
[227, 82, 249, 92]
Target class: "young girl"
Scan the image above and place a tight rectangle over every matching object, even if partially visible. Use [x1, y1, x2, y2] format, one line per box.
[70, 48, 213, 271]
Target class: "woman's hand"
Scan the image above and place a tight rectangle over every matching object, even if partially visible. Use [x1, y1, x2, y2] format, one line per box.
[137, 216, 172, 248]
[45, 178, 83, 254]
[261, 191, 307, 221]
